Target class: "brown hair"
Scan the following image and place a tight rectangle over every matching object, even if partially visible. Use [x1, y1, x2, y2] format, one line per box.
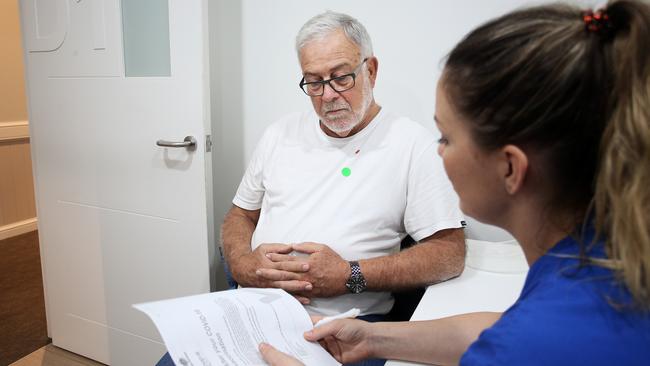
[443, 0, 650, 307]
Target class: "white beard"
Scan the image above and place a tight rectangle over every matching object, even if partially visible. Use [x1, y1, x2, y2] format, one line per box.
[320, 73, 373, 137]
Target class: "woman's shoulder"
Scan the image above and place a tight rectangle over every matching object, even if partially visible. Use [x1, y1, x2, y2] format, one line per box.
[461, 273, 650, 365]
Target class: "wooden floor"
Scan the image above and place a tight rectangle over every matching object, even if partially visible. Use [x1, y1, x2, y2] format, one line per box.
[10, 344, 105, 366]
[0, 232, 106, 366]
[0, 231, 50, 365]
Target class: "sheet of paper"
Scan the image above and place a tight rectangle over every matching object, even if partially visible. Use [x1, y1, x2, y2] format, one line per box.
[134, 288, 340, 366]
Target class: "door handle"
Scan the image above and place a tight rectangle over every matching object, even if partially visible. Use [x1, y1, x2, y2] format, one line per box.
[156, 136, 197, 150]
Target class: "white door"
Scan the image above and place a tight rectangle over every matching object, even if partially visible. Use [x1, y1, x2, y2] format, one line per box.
[19, 1, 215, 364]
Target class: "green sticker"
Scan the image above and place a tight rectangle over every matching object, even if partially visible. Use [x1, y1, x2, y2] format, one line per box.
[341, 167, 351, 177]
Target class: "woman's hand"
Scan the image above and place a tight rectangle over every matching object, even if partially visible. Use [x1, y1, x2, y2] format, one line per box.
[305, 319, 374, 364]
[259, 343, 305, 366]
[259, 316, 375, 365]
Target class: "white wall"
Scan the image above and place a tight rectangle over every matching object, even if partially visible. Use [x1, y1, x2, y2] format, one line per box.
[239, 0, 536, 161]
[210, 0, 599, 244]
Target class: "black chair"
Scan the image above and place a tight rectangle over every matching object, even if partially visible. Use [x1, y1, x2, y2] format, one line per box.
[387, 235, 426, 321]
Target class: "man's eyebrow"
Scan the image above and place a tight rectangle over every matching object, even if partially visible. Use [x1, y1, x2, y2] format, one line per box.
[303, 62, 353, 78]
[329, 62, 352, 73]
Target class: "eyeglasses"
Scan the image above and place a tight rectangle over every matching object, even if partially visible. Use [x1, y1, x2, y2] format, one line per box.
[299, 58, 368, 97]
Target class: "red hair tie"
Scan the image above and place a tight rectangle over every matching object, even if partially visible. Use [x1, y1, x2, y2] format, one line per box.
[583, 9, 613, 34]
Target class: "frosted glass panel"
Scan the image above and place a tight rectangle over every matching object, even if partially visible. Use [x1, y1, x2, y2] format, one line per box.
[121, 0, 170, 77]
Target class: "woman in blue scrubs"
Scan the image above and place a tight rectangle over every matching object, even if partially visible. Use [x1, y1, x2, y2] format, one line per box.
[260, 0, 650, 365]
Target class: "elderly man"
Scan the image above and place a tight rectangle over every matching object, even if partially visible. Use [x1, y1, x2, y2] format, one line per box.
[223, 11, 465, 321]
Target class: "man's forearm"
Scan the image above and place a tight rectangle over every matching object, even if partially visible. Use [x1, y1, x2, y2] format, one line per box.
[221, 206, 258, 285]
[360, 228, 465, 291]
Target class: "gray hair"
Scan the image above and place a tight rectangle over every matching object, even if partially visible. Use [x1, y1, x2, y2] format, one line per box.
[295, 11, 373, 61]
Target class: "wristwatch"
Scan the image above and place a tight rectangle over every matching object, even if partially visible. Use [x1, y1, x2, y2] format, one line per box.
[345, 261, 367, 294]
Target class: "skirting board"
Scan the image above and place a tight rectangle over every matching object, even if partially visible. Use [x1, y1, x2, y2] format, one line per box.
[0, 218, 38, 241]
[0, 120, 30, 141]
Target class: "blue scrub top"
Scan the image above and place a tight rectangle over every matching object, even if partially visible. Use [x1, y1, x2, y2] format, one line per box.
[460, 227, 650, 366]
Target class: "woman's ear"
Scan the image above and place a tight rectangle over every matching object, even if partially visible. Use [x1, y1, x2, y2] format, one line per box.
[500, 144, 529, 195]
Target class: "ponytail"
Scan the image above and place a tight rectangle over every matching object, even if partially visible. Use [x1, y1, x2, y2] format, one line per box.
[595, 0, 650, 308]
[443, 0, 650, 308]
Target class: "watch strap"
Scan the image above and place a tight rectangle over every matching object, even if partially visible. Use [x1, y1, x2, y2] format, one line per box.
[346, 261, 367, 294]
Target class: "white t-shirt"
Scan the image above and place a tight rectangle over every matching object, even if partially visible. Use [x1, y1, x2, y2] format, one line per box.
[233, 108, 464, 316]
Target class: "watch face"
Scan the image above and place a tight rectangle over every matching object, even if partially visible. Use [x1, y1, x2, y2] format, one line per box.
[347, 261, 367, 293]
[347, 282, 365, 294]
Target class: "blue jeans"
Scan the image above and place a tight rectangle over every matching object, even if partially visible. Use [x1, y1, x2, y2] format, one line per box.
[155, 314, 386, 366]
